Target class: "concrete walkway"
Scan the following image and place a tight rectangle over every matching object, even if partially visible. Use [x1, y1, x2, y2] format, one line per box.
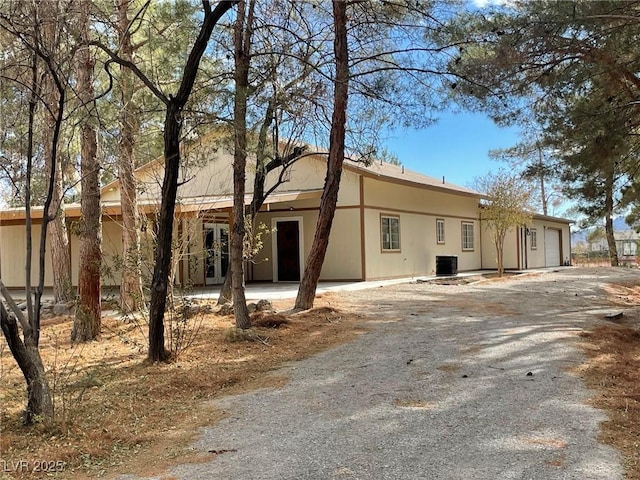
[187, 277, 427, 301]
[8, 268, 571, 303]
[187, 268, 570, 301]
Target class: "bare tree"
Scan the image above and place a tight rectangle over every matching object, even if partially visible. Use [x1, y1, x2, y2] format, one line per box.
[215, 1, 445, 311]
[0, 48, 53, 422]
[0, 2, 69, 420]
[475, 170, 534, 277]
[0, 1, 71, 346]
[215, 1, 328, 307]
[94, 0, 237, 361]
[41, 0, 73, 304]
[0, 301, 53, 424]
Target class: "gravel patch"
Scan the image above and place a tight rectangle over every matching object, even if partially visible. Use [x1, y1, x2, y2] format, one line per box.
[120, 267, 634, 480]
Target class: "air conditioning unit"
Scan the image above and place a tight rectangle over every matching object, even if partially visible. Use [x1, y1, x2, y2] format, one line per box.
[436, 256, 458, 276]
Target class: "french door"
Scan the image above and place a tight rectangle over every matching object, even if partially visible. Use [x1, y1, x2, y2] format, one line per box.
[204, 223, 229, 285]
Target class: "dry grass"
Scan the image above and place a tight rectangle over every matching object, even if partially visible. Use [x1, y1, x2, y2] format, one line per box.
[577, 283, 640, 479]
[7, 275, 640, 479]
[0, 295, 365, 480]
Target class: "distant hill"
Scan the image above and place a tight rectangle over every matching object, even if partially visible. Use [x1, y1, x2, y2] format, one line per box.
[571, 216, 634, 246]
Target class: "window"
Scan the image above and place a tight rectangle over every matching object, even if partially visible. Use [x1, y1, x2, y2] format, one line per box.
[530, 229, 537, 250]
[462, 222, 474, 251]
[436, 218, 445, 244]
[381, 215, 400, 251]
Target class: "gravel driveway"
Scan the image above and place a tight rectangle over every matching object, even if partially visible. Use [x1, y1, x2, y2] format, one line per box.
[123, 267, 635, 480]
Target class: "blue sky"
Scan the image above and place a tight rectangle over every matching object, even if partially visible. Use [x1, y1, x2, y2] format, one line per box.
[379, 0, 521, 189]
[384, 111, 521, 189]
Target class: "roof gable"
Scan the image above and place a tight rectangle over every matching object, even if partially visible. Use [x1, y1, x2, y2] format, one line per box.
[102, 134, 484, 203]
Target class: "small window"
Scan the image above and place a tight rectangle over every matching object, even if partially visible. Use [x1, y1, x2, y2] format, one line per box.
[436, 218, 445, 244]
[381, 215, 400, 251]
[530, 229, 537, 250]
[462, 222, 474, 251]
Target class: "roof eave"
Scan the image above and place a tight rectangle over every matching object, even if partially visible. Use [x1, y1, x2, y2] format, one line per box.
[344, 164, 484, 199]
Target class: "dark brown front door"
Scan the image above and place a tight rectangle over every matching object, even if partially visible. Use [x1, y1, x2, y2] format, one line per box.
[276, 220, 300, 281]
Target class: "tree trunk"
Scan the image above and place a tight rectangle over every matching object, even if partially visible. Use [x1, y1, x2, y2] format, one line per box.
[217, 268, 232, 305]
[295, 0, 349, 310]
[25, 51, 38, 328]
[230, 0, 254, 329]
[604, 168, 619, 267]
[117, 0, 143, 314]
[496, 245, 504, 277]
[148, 103, 180, 362]
[72, 0, 102, 342]
[495, 231, 506, 277]
[216, 100, 281, 307]
[42, 1, 72, 304]
[0, 303, 53, 424]
[537, 148, 548, 216]
[605, 215, 619, 266]
[1, 49, 54, 424]
[146, 1, 237, 362]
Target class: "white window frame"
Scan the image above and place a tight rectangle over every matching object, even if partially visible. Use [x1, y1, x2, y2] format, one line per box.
[436, 218, 445, 244]
[530, 228, 538, 250]
[381, 215, 401, 252]
[462, 221, 474, 251]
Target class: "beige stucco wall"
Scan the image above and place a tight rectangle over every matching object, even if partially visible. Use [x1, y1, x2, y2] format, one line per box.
[319, 208, 362, 280]
[481, 218, 572, 270]
[0, 219, 125, 289]
[182, 217, 205, 286]
[362, 178, 482, 279]
[85, 219, 120, 287]
[534, 219, 571, 267]
[0, 223, 54, 288]
[250, 207, 362, 282]
[262, 155, 360, 206]
[480, 223, 520, 270]
[363, 210, 482, 279]
[526, 222, 547, 269]
[363, 176, 478, 217]
[135, 150, 235, 204]
[103, 147, 236, 205]
[104, 150, 361, 209]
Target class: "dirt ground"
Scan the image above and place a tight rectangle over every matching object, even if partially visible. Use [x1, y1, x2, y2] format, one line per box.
[578, 281, 640, 478]
[0, 294, 366, 480]
[1, 269, 640, 479]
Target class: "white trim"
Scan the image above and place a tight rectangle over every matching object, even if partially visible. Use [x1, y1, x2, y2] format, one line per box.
[530, 228, 538, 250]
[380, 214, 401, 251]
[271, 216, 304, 282]
[461, 221, 474, 251]
[436, 218, 445, 244]
[204, 222, 229, 285]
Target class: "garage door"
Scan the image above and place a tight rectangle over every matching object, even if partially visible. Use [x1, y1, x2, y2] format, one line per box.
[544, 228, 561, 267]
